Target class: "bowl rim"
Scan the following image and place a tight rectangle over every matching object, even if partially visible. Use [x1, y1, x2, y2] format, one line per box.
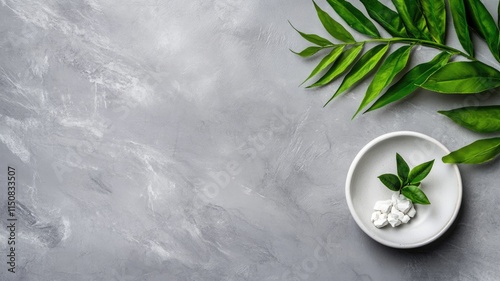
[345, 131, 463, 248]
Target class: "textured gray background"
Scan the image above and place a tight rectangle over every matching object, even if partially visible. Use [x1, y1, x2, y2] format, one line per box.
[1, 0, 500, 280]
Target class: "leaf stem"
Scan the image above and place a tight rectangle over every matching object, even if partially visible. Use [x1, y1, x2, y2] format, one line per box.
[321, 37, 475, 61]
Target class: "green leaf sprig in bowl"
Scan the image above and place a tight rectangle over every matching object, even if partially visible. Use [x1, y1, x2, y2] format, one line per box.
[371, 153, 434, 228]
[378, 153, 434, 205]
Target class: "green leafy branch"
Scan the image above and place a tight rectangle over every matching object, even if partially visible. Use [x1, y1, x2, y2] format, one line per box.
[378, 153, 434, 205]
[291, 0, 500, 164]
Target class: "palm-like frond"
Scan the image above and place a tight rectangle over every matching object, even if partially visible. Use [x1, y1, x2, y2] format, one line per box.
[291, 0, 500, 164]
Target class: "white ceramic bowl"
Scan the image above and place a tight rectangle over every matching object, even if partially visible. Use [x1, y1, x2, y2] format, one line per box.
[345, 131, 462, 248]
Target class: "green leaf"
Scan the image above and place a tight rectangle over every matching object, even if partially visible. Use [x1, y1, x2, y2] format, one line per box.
[443, 138, 500, 164]
[498, 32, 500, 61]
[289, 21, 334, 46]
[301, 46, 345, 85]
[391, 0, 431, 40]
[438, 106, 500, 133]
[367, 51, 451, 112]
[419, 0, 446, 44]
[378, 173, 401, 191]
[498, 32, 500, 68]
[449, 0, 474, 56]
[326, 0, 380, 38]
[353, 45, 413, 117]
[291, 46, 325, 57]
[465, 0, 500, 62]
[360, 0, 408, 37]
[308, 44, 364, 88]
[396, 153, 410, 183]
[325, 44, 389, 106]
[313, 1, 355, 43]
[420, 61, 500, 94]
[498, 31, 500, 59]
[408, 160, 434, 184]
[402, 185, 430, 205]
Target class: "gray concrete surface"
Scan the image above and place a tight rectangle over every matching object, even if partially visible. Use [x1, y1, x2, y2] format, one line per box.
[1, 0, 500, 280]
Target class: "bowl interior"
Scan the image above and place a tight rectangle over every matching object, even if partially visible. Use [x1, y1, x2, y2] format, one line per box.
[346, 132, 462, 248]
